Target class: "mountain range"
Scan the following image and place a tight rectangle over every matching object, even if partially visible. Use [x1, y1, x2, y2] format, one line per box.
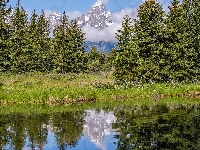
[48, 1, 120, 53]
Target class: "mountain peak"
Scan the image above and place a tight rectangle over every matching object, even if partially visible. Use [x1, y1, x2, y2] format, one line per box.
[48, 11, 62, 29]
[93, 1, 103, 7]
[77, 1, 114, 29]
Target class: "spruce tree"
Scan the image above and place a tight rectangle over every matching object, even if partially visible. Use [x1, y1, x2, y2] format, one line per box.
[26, 9, 40, 72]
[114, 15, 139, 85]
[53, 12, 71, 73]
[67, 19, 87, 73]
[27, 9, 52, 72]
[37, 10, 52, 72]
[9, 0, 29, 73]
[133, 0, 166, 83]
[182, 0, 200, 81]
[0, 0, 11, 72]
[165, 0, 194, 82]
[53, 12, 87, 73]
[87, 46, 106, 73]
[105, 47, 117, 72]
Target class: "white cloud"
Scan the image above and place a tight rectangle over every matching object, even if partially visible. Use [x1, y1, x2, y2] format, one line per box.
[65, 11, 82, 20]
[83, 8, 137, 42]
[44, 10, 53, 17]
[98, 0, 109, 5]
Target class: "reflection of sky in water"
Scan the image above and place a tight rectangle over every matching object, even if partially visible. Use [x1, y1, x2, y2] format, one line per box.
[4, 110, 117, 150]
[21, 132, 117, 150]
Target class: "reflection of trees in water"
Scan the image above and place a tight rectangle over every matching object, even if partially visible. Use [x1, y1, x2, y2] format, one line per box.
[51, 111, 85, 149]
[0, 111, 85, 149]
[112, 105, 200, 150]
[26, 114, 49, 149]
[0, 105, 200, 149]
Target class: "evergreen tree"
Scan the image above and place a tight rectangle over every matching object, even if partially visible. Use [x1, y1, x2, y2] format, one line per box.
[165, 0, 194, 82]
[9, 0, 29, 73]
[53, 12, 71, 73]
[114, 16, 139, 85]
[87, 46, 106, 73]
[67, 19, 87, 73]
[114, 0, 167, 84]
[105, 47, 117, 72]
[27, 9, 52, 72]
[26, 9, 40, 72]
[37, 10, 52, 72]
[53, 12, 87, 73]
[182, 0, 200, 81]
[133, 0, 167, 83]
[0, 0, 11, 72]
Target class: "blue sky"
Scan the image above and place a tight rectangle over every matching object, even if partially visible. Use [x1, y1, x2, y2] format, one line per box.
[7, 0, 171, 42]
[7, 0, 170, 16]
[8, 0, 140, 13]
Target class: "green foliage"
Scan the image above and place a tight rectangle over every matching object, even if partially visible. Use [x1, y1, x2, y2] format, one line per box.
[104, 47, 117, 72]
[53, 12, 87, 73]
[114, 16, 139, 85]
[87, 46, 106, 73]
[182, 0, 200, 80]
[164, 0, 196, 82]
[9, 0, 29, 73]
[27, 9, 52, 72]
[0, 0, 12, 72]
[113, 0, 200, 85]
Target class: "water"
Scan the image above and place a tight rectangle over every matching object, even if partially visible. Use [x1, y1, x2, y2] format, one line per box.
[1, 104, 200, 150]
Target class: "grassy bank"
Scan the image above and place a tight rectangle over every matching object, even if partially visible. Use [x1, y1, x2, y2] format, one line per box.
[0, 72, 199, 107]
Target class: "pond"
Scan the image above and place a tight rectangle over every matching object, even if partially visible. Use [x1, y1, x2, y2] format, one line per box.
[0, 104, 200, 150]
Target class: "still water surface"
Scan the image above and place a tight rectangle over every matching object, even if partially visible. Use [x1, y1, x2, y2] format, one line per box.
[1, 104, 200, 150]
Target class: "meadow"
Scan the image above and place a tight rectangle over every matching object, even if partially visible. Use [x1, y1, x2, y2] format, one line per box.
[0, 72, 199, 108]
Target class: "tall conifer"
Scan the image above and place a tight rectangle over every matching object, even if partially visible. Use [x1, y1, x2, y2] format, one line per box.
[114, 16, 138, 85]
[53, 12, 87, 73]
[165, 0, 194, 82]
[9, 0, 29, 73]
[0, 0, 11, 72]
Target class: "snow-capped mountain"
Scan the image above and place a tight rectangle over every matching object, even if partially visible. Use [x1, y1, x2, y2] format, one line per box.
[84, 110, 116, 150]
[76, 1, 114, 30]
[47, 1, 116, 53]
[47, 11, 62, 30]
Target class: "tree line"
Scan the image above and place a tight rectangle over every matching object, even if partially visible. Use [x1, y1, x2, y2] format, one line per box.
[114, 0, 200, 84]
[0, 0, 200, 84]
[0, 0, 110, 74]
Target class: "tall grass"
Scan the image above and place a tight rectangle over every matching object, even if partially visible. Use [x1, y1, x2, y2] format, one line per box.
[0, 72, 199, 106]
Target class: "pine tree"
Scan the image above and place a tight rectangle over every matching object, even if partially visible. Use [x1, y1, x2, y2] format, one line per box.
[0, 0, 12, 72]
[37, 10, 52, 72]
[105, 47, 117, 72]
[26, 9, 40, 72]
[53, 12, 87, 73]
[9, 0, 29, 73]
[53, 12, 71, 73]
[113, 15, 139, 85]
[165, 0, 194, 82]
[87, 46, 106, 73]
[132, 0, 167, 83]
[27, 9, 52, 72]
[182, 0, 200, 81]
[67, 19, 87, 73]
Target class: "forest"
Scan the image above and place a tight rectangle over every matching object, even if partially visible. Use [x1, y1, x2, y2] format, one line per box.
[0, 0, 200, 107]
[0, 0, 200, 84]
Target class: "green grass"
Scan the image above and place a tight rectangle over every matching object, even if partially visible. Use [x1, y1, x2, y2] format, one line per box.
[0, 72, 199, 107]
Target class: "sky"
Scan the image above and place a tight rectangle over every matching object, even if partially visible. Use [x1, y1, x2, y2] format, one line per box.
[7, 0, 172, 42]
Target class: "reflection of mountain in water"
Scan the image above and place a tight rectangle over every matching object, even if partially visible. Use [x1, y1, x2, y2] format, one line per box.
[84, 110, 116, 150]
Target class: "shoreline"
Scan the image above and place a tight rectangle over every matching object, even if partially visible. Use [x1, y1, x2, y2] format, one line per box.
[0, 73, 199, 107]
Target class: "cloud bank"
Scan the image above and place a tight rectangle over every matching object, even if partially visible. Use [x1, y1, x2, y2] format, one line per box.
[83, 8, 137, 42]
